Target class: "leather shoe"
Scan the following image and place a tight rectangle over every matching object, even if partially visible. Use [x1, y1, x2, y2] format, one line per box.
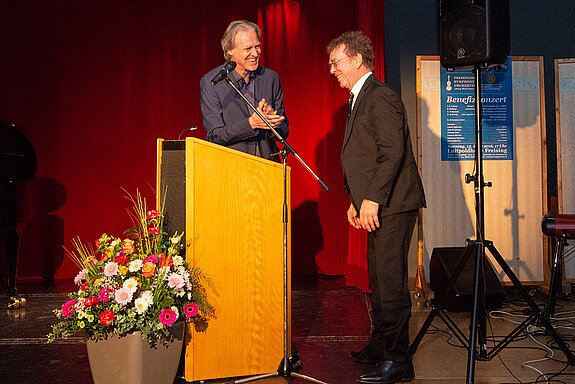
[357, 359, 415, 383]
[350, 345, 382, 364]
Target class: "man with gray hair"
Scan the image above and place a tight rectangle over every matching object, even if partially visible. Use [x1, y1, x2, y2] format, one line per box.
[200, 20, 289, 162]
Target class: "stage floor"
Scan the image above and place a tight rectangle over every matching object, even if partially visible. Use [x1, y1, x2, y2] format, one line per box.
[1, 276, 575, 383]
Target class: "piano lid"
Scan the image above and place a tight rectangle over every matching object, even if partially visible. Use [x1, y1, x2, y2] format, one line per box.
[0, 120, 37, 181]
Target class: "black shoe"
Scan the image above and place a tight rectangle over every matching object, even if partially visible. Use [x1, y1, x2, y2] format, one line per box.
[350, 345, 382, 364]
[357, 359, 415, 383]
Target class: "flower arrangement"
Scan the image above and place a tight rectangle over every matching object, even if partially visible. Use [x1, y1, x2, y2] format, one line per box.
[47, 190, 215, 346]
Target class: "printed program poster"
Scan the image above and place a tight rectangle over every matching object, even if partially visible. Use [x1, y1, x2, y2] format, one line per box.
[440, 57, 513, 161]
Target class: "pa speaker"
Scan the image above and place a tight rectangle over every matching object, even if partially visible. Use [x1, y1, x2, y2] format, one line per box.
[439, 0, 510, 69]
[430, 247, 506, 312]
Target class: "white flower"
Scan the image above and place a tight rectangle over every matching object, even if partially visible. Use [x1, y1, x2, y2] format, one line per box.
[114, 287, 133, 305]
[123, 278, 139, 293]
[140, 290, 153, 306]
[170, 233, 182, 244]
[128, 259, 143, 272]
[172, 256, 184, 267]
[167, 273, 185, 289]
[170, 306, 179, 319]
[134, 297, 150, 314]
[103, 262, 119, 277]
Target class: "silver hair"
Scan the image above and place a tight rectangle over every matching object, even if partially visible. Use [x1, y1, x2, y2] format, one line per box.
[221, 20, 261, 61]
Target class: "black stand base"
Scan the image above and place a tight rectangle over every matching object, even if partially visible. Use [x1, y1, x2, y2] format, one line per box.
[225, 357, 326, 384]
[410, 239, 575, 384]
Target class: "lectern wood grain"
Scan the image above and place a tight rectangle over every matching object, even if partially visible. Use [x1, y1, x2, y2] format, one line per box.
[157, 138, 290, 382]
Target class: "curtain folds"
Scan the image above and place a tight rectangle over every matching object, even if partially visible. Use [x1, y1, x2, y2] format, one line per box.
[0, 1, 382, 287]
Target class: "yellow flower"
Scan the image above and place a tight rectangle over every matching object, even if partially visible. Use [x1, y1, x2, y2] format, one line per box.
[94, 279, 102, 286]
[119, 266, 129, 275]
[87, 314, 95, 322]
[78, 321, 85, 329]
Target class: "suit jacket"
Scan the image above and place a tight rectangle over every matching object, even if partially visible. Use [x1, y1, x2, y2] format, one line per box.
[200, 65, 289, 162]
[341, 74, 426, 216]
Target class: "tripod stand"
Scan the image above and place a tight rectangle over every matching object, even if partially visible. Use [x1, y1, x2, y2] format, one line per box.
[221, 72, 329, 384]
[409, 66, 575, 384]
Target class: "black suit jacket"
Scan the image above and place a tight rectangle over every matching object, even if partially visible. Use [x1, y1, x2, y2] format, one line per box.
[341, 74, 426, 215]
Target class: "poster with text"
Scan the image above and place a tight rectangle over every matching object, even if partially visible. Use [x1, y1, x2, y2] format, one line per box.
[440, 57, 513, 161]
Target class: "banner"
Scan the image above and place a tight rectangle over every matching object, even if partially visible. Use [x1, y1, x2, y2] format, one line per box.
[440, 57, 513, 161]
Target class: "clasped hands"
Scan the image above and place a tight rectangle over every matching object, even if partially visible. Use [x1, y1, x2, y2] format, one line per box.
[348, 200, 380, 232]
[249, 98, 285, 130]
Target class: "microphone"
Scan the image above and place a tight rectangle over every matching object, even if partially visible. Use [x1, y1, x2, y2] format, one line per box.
[211, 61, 237, 85]
[178, 126, 198, 139]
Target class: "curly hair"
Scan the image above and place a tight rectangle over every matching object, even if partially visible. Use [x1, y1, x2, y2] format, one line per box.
[327, 31, 375, 71]
[221, 20, 261, 61]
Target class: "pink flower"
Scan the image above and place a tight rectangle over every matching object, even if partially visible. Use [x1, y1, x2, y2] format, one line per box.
[159, 308, 178, 326]
[103, 261, 119, 277]
[167, 273, 185, 289]
[143, 254, 158, 264]
[184, 303, 199, 318]
[62, 299, 76, 317]
[98, 287, 113, 303]
[114, 287, 133, 305]
[147, 210, 160, 220]
[74, 269, 88, 285]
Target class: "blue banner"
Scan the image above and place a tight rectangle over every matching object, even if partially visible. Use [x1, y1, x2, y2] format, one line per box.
[440, 57, 513, 161]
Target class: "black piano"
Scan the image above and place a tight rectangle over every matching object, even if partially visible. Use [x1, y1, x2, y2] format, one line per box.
[1, 120, 37, 297]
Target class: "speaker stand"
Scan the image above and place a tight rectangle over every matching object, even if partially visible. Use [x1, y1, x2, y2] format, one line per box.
[409, 66, 575, 383]
[543, 234, 569, 321]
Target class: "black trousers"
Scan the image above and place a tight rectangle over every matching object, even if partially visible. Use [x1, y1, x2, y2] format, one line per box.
[367, 210, 418, 363]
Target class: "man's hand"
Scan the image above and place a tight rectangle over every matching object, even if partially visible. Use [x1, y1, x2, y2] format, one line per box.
[347, 203, 361, 229]
[359, 199, 380, 232]
[249, 98, 285, 129]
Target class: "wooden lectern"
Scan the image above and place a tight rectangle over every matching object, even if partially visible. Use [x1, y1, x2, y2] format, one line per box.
[156, 138, 291, 382]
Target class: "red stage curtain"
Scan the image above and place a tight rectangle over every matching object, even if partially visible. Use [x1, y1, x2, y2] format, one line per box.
[344, 0, 386, 292]
[0, 1, 381, 284]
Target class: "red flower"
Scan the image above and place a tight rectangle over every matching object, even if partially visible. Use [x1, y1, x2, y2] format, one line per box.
[148, 227, 160, 235]
[159, 253, 173, 268]
[99, 310, 115, 326]
[80, 282, 89, 291]
[84, 296, 99, 307]
[115, 254, 129, 264]
[147, 210, 160, 220]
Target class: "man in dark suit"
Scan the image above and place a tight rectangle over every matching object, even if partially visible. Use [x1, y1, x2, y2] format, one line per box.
[327, 31, 426, 383]
[200, 20, 289, 162]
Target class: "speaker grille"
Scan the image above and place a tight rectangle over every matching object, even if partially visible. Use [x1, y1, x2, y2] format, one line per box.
[439, 0, 510, 69]
[441, 6, 486, 66]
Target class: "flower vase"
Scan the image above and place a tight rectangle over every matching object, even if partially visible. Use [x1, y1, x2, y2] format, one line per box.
[86, 321, 184, 384]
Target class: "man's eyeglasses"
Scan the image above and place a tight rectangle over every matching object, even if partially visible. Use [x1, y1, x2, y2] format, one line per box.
[329, 56, 349, 70]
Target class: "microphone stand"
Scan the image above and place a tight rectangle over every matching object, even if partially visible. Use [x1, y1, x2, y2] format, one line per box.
[222, 76, 329, 384]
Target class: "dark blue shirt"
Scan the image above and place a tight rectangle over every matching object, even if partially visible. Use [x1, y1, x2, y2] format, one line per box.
[200, 65, 289, 162]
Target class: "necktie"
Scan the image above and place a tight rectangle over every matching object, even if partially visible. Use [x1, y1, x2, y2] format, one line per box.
[347, 92, 354, 118]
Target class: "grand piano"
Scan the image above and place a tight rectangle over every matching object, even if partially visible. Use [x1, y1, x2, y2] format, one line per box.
[1, 120, 37, 297]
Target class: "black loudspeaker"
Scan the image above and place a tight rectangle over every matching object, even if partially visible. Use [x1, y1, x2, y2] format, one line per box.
[159, 140, 187, 239]
[439, 0, 510, 68]
[430, 247, 506, 312]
